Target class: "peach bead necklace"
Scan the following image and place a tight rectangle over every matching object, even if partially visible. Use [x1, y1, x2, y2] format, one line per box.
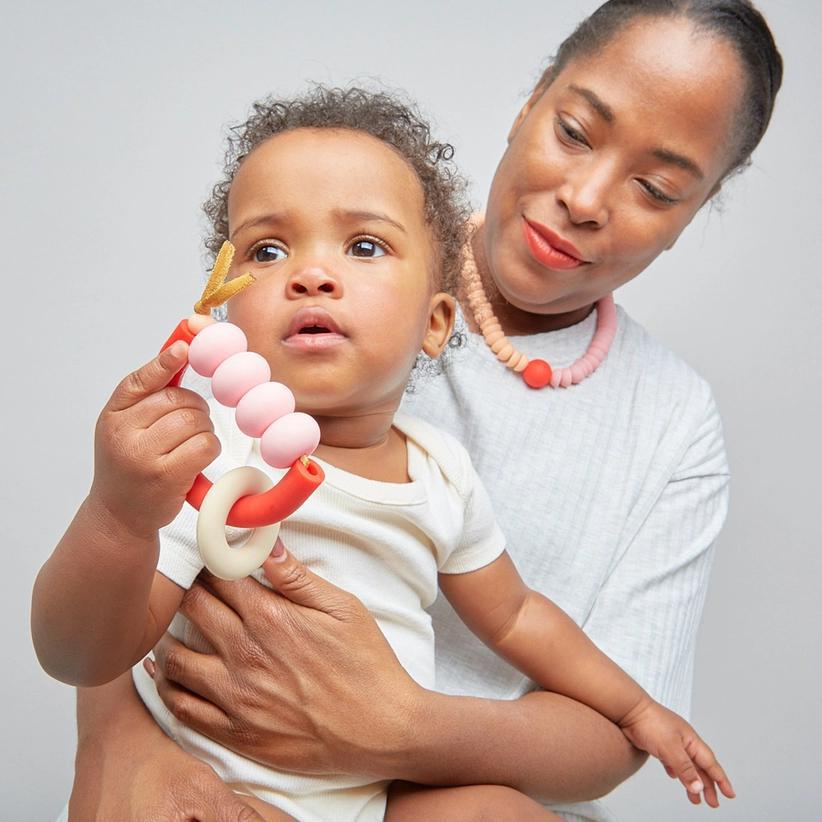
[462, 238, 617, 389]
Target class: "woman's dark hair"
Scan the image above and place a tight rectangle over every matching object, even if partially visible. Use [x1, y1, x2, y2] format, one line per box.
[538, 0, 783, 179]
[203, 86, 469, 295]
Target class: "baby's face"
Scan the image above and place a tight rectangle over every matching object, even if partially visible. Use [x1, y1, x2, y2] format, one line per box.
[225, 128, 451, 419]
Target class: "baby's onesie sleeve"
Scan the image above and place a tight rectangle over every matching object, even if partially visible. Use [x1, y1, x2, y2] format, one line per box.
[156, 503, 206, 589]
[156, 475, 254, 588]
[436, 435, 507, 576]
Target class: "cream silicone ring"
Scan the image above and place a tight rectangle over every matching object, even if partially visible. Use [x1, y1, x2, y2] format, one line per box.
[196, 467, 281, 580]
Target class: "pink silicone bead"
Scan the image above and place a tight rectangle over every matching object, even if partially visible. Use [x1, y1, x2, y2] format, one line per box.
[570, 363, 587, 383]
[189, 322, 248, 378]
[212, 352, 271, 407]
[559, 369, 573, 388]
[235, 382, 296, 438]
[260, 412, 321, 469]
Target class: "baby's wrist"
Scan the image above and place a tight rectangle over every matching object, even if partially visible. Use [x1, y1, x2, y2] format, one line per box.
[83, 488, 158, 544]
[616, 694, 657, 729]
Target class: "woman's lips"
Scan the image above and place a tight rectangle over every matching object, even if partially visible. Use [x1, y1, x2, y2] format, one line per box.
[522, 218, 587, 271]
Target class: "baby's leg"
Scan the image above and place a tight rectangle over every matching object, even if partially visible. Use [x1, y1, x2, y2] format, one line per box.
[385, 781, 563, 821]
[234, 792, 296, 821]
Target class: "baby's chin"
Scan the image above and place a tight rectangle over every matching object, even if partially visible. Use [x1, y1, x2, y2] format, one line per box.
[293, 389, 403, 425]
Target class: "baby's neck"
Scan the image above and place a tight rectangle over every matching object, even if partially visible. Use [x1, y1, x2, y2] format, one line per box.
[311, 410, 409, 483]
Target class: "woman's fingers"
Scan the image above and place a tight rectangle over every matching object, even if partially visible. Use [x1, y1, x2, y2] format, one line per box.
[149, 644, 236, 743]
[151, 633, 228, 707]
[195, 541, 363, 623]
[260, 542, 363, 621]
[178, 578, 248, 656]
[193, 568, 278, 620]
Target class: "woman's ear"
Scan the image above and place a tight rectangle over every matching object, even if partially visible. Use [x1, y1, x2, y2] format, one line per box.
[422, 293, 456, 359]
[508, 76, 549, 143]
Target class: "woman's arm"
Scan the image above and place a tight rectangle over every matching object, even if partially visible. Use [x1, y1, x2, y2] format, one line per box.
[141, 549, 645, 801]
[72, 675, 267, 822]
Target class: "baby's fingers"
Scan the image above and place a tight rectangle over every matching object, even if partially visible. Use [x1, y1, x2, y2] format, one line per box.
[109, 341, 189, 412]
[661, 743, 704, 796]
[690, 738, 735, 800]
[699, 768, 719, 808]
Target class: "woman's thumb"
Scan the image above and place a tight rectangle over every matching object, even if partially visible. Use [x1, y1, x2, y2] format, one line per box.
[261, 538, 355, 619]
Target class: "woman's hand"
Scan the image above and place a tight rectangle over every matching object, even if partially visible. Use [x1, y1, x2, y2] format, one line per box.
[146, 544, 646, 800]
[147, 542, 425, 778]
[71, 676, 267, 822]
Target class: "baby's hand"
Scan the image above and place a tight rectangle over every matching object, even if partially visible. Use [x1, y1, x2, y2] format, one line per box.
[89, 341, 221, 538]
[619, 700, 735, 808]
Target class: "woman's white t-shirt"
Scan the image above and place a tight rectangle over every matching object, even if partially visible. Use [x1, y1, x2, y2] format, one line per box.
[401, 304, 729, 822]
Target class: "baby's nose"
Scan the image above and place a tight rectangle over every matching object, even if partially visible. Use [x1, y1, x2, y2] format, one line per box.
[286, 266, 341, 298]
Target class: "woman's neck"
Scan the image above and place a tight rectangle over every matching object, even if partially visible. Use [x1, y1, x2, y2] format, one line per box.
[463, 223, 595, 336]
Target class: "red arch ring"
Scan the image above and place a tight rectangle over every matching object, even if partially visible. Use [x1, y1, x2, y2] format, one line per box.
[160, 318, 324, 528]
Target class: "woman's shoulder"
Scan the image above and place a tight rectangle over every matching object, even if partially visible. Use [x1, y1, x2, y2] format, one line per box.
[614, 304, 717, 417]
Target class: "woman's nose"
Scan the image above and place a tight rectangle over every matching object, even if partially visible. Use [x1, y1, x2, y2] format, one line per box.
[285, 265, 342, 299]
[556, 162, 613, 228]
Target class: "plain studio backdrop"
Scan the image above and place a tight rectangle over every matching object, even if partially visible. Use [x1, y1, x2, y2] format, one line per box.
[2, 1, 819, 819]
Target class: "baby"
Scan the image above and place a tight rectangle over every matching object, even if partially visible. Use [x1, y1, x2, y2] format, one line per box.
[32, 86, 732, 822]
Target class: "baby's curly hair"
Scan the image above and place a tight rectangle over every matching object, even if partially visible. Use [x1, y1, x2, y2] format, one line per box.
[203, 85, 470, 296]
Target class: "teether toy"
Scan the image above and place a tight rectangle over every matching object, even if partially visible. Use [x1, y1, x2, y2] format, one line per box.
[159, 241, 324, 579]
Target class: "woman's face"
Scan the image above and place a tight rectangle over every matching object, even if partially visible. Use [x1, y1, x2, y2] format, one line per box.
[482, 16, 747, 316]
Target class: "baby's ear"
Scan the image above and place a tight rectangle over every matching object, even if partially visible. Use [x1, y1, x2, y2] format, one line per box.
[422, 293, 456, 359]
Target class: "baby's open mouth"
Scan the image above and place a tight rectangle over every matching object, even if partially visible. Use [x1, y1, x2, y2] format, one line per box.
[299, 325, 332, 334]
[284, 308, 347, 350]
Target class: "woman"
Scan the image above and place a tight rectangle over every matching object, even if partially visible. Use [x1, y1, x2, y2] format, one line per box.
[67, 2, 782, 820]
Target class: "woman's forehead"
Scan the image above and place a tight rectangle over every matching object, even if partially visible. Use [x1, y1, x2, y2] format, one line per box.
[548, 17, 745, 178]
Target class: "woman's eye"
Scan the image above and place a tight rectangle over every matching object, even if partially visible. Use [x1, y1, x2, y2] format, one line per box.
[638, 180, 679, 206]
[348, 239, 387, 258]
[556, 117, 589, 147]
[254, 244, 288, 263]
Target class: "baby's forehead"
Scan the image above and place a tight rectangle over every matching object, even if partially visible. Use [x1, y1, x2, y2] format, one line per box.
[240, 128, 421, 187]
[227, 128, 428, 228]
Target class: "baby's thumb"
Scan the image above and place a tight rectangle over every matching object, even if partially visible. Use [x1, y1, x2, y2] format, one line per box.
[108, 341, 189, 411]
[262, 538, 355, 619]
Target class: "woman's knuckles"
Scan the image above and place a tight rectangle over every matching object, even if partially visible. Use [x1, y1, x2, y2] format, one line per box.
[272, 560, 313, 594]
[160, 644, 188, 682]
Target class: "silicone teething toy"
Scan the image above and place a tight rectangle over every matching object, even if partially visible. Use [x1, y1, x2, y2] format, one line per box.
[159, 241, 324, 579]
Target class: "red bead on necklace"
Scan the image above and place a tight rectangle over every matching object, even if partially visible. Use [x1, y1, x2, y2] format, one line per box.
[463, 225, 617, 389]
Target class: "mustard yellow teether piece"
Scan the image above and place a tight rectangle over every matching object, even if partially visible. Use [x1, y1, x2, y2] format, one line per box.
[194, 241, 256, 315]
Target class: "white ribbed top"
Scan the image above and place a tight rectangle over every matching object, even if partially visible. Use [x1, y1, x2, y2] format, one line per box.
[402, 304, 730, 822]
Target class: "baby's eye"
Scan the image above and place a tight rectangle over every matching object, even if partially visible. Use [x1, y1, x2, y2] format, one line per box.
[348, 238, 387, 258]
[254, 244, 288, 263]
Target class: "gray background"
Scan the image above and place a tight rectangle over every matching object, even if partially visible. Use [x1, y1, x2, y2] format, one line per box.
[2, 1, 819, 819]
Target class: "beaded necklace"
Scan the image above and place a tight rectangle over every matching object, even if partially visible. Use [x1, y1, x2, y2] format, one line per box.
[462, 231, 617, 389]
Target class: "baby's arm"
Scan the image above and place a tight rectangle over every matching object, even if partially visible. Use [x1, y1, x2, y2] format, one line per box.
[31, 342, 219, 686]
[440, 552, 734, 805]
